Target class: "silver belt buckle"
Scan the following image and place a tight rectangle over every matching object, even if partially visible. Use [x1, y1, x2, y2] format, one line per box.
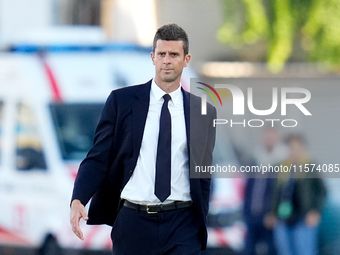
[146, 204, 158, 214]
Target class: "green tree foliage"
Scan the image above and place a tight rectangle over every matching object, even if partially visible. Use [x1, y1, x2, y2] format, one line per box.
[217, 0, 340, 72]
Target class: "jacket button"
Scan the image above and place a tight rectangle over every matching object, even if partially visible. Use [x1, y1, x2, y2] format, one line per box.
[129, 170, 133, 174]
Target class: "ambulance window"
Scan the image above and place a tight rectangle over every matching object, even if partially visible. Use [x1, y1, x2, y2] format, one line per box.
[15, 103, 47, 171]
[50, 103, 104, 160]
[0, 101, 3, 165]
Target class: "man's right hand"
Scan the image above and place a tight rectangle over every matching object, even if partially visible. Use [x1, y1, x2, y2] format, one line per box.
[70, 199, 89, 240]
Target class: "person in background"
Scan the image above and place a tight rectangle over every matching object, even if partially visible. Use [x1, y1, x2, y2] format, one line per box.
[265, 134, 327, 255]
[242, 127, 288, 255]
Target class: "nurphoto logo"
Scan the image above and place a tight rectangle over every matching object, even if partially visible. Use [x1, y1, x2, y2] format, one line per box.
[196, 82, 312, 128]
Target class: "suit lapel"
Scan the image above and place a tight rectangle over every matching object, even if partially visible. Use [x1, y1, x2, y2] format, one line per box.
[182, 89, 202, 197]
[182, 88, 191, 159]
[183, 89, 208, 174]
[182, 89, 203, 170]
[132, 80, 152, 159]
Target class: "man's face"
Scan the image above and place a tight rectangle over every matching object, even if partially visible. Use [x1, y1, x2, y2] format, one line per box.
[151, 39, 191, 85]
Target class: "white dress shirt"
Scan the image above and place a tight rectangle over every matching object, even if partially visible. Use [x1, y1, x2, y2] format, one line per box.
[121, 79, 191, 204]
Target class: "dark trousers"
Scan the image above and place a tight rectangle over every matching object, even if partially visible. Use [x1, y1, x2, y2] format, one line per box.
[111, 205, 202, 255]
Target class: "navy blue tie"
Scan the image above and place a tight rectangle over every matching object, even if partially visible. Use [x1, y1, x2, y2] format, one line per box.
[155, 94, 171, 202]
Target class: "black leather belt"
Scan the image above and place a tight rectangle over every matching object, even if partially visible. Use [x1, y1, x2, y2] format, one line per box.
[123, 200, 193, 214]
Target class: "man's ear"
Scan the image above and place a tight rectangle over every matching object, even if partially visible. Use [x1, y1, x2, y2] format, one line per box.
[184, 54, 191, 67]
[151, 52, 155, 65]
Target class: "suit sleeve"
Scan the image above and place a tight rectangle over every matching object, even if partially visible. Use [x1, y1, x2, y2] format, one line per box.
[71, 91, 117, 206]
[200, 105, 217, 216]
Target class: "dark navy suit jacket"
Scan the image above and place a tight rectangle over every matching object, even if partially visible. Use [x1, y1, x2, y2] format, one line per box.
[71, 80, 216, 249]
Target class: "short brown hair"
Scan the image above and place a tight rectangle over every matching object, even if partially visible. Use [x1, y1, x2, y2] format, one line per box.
[153, 24, 189, 55]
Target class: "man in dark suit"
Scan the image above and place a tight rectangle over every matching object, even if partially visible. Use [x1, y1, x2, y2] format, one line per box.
[70, 23, 216, 255]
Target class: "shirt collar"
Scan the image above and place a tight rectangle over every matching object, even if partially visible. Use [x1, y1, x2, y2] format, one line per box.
[151, 79, 182, 107]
